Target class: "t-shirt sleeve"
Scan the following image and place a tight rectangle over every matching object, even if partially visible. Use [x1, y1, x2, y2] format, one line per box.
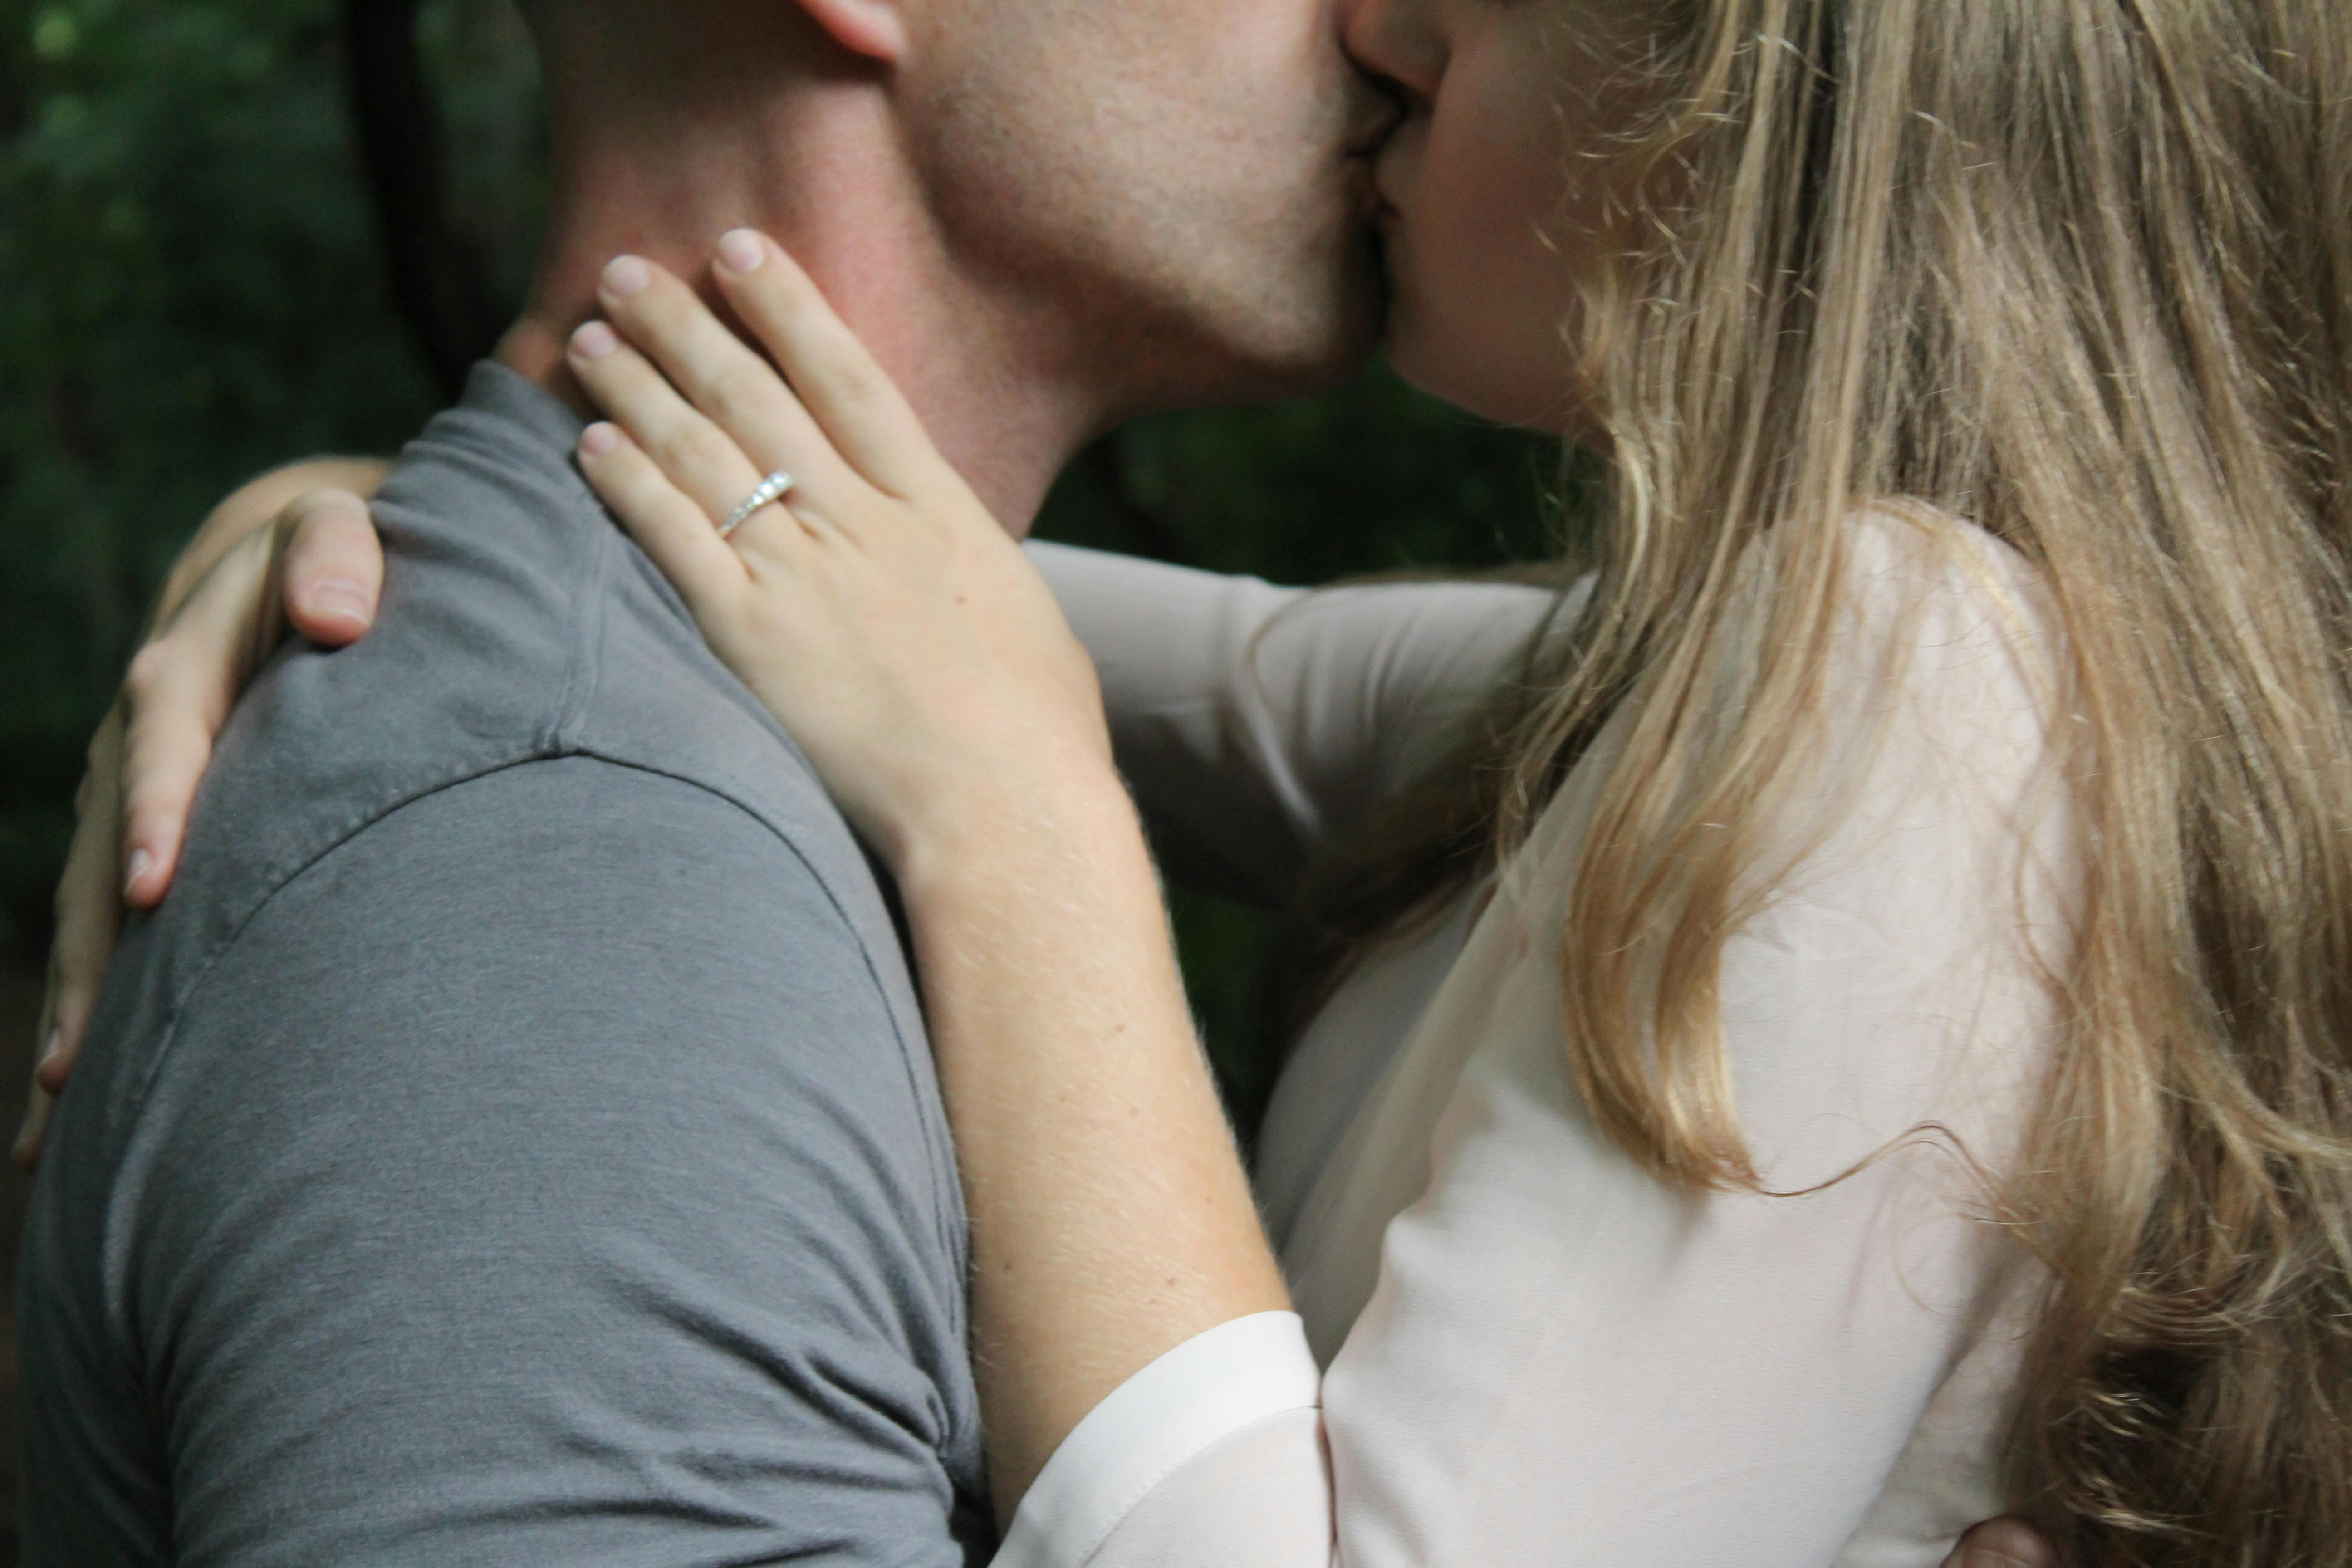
[995, 522, 2071, 1568]
[34, 757, 982, 1567]
[1026, 543, 1566, 905]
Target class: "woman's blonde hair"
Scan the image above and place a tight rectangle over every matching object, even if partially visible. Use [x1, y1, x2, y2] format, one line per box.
[1305, 2, 2352, 1559]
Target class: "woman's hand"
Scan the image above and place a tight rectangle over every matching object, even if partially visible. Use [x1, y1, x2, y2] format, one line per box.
[566, 238, 1112, 871]
[15, 478, 388, 1168]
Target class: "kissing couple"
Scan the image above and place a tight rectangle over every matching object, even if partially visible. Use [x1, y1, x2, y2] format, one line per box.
[29, 1, 2352, 1565]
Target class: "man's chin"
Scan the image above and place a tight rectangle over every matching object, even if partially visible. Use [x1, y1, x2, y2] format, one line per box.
[1111, 245, 1388, 418]
[1245, 248, 1391, 398]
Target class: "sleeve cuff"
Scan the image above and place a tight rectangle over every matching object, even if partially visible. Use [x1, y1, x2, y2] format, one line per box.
[994, 1311, 1323, 1568]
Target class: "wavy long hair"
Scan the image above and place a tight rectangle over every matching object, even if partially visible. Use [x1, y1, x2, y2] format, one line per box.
[1303, 4, 2352, 1560]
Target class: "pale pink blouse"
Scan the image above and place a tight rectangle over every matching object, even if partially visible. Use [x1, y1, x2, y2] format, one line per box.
[1007, 515, 2072, 1568]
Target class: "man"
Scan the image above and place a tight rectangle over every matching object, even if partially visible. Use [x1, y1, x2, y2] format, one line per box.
[18, 0, 2056, 1563]
[19, 1, 1383, 1561]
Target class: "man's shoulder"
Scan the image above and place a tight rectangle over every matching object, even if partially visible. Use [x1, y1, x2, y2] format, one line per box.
[22, 754, 982, 1568]
[98, 412, 921, 1157]
[344, 754, 900, 984]
[251, 754, 909, 1029]
[172, 367, 859, 1001]
[144, 754, 956, 1323]
[323, 754, 877, 928]
[76, 753, 906, 1125]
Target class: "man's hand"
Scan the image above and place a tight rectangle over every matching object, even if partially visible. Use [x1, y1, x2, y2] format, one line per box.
[15, 480, 387, 1168]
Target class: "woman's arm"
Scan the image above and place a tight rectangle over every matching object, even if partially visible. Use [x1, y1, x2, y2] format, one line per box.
[15, 463, 391, 1166]
[1026, 543, 1563, 906]
[903, 763, 1293, 1503]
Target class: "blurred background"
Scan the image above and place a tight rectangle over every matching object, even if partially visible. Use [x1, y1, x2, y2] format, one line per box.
[0, 0, 1568, 1552]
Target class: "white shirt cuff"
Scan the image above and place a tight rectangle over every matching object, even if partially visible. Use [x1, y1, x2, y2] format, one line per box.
[994, 1311, 1323, 1568]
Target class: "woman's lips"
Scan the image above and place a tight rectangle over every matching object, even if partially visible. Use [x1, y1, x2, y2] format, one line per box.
[1346, 156, 1383, 221]
[1344, 157, 1402, 247]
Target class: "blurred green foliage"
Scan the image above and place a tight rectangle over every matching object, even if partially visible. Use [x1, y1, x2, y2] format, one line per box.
[0, 0, 442, 963]
[0, 0, 1562, 1114]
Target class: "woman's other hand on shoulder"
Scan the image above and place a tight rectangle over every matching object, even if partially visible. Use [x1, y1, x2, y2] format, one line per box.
[17, 478, 388, 1168]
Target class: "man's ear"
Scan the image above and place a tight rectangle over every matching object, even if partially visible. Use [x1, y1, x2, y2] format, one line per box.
[793, 0, 908, 64]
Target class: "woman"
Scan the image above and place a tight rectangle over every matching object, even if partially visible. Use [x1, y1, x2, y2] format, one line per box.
[27, 0, 2352, 1563]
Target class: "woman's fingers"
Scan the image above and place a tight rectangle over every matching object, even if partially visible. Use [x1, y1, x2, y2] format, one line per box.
[576, 422, 753, 611]
[13, 1085, 54, 1170]
[592, 255, 848, 497]
[707, 232, 941, 500]
[41, 752, 122, 1088]
[14, 713, 131, 1168]
[116, 529, 277, 909]
[117, 490, 372, 909]
[278, 490, 383, 647]
[568, 317, 818, 528]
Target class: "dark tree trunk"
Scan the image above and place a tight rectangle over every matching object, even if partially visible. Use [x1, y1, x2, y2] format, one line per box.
[342, 0, 504, 402]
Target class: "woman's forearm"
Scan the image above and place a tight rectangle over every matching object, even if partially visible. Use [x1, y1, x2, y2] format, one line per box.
[158, 456, 392, 627]
[900, 775, 1292, 1519]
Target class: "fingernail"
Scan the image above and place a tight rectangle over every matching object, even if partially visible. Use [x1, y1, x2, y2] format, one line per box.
[36, 1027, 70, 1092]
[716, 229, 766, 277]
[601, 255, 652, 297]
[580, 423, 622, 458]
[571, 320, 620, 361]
[1962, 1554, 2030, 1568]
[124, 848, 153, 897]
[13, 1092, 50, 1169]
[308, 578, 372, 626]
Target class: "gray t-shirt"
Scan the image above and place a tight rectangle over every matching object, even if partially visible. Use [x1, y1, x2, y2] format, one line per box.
[19, 364, 989, 1566]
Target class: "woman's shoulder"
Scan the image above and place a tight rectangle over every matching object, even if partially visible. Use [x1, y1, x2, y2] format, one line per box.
[1819, 505, 2068, 788]
[1841, 503, 2059, 685]
[1659, 504, 2079, 932]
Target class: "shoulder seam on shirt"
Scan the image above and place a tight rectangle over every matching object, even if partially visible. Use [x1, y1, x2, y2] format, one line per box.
[114, 749, 555, 1151]
[585, 742, 975, 1325]
[105, 751, 958, 1372]
[117, 753, 916, 1143]
[107, 746, 552, 1361]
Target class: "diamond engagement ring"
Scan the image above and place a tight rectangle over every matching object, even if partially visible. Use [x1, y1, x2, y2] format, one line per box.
[720, 471, 796, 539]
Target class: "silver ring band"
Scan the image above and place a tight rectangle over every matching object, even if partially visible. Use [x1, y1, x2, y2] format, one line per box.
[720, 470, 795, 538]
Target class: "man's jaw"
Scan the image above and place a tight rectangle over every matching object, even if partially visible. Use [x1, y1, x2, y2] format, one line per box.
[501, 58, 1404, 537]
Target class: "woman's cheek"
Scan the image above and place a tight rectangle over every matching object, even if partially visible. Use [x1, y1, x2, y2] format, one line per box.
[1386, 128, 1581, 428]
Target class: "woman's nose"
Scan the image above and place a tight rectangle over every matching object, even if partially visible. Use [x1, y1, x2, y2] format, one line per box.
[1334, 0, 1441, 108]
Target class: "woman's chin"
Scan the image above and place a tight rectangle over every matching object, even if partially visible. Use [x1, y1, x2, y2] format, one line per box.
[1381, 331, 1482, 419]
[1382, 330, 1579, 436]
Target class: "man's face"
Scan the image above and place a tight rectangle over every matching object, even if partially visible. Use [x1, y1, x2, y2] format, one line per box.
[906, 0, 1394, 419]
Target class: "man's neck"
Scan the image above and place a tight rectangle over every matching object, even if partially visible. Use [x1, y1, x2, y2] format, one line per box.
[496, 85, 1097, 534]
